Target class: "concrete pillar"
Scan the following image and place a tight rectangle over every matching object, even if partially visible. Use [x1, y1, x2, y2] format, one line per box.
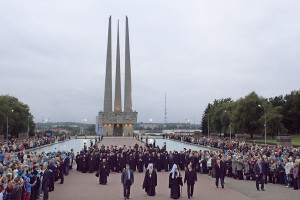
[104, 16, 112, 112]
[114, 20, 122, 112]
[124, 16, 132, 112]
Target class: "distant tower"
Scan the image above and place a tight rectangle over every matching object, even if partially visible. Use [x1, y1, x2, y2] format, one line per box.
[164, 92, 167, 124]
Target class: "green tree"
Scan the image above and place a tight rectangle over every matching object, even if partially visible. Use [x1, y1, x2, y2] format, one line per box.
[231, 92, 263, 139]
[0, 95, 35, 138]
[263, 102, 286, 138]
[201, 98, 232, 135]
[283, 90, 300, 134]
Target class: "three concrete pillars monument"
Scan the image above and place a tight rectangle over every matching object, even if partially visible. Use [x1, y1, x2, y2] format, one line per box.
[97, 16, 138, 137]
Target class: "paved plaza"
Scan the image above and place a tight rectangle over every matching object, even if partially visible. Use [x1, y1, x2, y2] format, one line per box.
[49, 138, 299, 200]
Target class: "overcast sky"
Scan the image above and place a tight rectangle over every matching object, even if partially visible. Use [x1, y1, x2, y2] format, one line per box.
[1, 0, 299, 124]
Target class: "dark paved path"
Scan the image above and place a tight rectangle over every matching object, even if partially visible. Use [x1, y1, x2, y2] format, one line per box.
[49, 138, 299, 200]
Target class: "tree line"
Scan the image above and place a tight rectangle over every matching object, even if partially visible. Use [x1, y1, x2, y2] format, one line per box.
[0, 95, 35, 138]
[201, 90, 300, 139]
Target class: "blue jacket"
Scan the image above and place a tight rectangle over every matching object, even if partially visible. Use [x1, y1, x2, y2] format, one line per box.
[25, 180, 36, 193]
[0, 154, 4, 162]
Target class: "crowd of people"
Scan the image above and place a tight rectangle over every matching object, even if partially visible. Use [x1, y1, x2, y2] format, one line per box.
[1, 132, 299, 200]
[165, 134, 300, 191]
[0, 137, 55, 153]
[75, 140, 198, 199]
[72, 133, 300, 199]
[0, 136, 74, 200]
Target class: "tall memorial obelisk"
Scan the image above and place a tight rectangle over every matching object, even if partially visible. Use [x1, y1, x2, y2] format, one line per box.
[96, 16, 138, 136]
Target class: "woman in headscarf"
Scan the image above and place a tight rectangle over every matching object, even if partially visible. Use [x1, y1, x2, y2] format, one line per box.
[142, 163, 157, 196]
[169, 164, 183, 199]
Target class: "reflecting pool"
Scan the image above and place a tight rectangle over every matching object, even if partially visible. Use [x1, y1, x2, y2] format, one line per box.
[34, 139, 89, 154]
[32, 138, 213, 154]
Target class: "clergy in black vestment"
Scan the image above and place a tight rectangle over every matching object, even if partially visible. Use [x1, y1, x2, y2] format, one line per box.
[169, 164, 183, 199]
[81, 153, 88, 173]
[97, 157, 110, 184]
[93, 152, 99, 171]
[115, 154, 122, 172]
[129, 154, 136, 171]
[137, 154, 144, 173]
[88, 153, 95, 173]
[163, 152, 169, 172]
[142, 163, 157, 196]
[155, 153, 162, 172]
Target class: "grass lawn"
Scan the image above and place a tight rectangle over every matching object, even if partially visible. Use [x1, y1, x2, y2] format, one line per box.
[248, 134, 300, 146]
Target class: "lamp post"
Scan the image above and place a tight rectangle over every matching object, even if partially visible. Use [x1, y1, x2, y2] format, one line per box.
[6, 109, 14, 146]
[258, 104, 267, 145]
[224, 110, 231, 141]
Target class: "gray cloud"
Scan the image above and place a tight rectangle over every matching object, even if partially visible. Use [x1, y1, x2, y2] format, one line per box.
[0, 0, 299, 124]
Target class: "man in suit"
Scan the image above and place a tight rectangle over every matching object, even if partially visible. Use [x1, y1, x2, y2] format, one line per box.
[254, 157, 265, 191]
[219, 156, 227, 189]
[42, 164, 50, 200]
[47, 160, 56, 192]
[121, 163, 134, 199]
[184, 164, 197, 199]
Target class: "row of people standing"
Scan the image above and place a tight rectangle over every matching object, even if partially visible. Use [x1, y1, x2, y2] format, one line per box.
[76, 144, 204, 175]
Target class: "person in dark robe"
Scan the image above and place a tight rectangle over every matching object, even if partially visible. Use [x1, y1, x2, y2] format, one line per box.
[173, 152, 179, 166]
[169, 164, 183, 199]
[155, 153, 162, 172]
[129, 154, 136, 171]
[30, 165, 41, 200]
[42, 164, 50, 200]
[97, 157, 110, 184]
[137, 153, 144, 173]
[168, 152, 174, 171]
[202, 157, 208, 174]
[115, 153, 122, 172]
[163, 152, 169, 172]
[184, 164, 197, 199]
[93, 152, 99, 171]
[47, 160, 56, 192]
[142, 163, 157, 196]
[81, 153, 88, 173]
[84, 143, 87, 152]
[110, 152, 117, 172]
[179, 152, 185, 171]
[144, 152, 149, 169]
[88, 153, 95, 173]
[58, 160, 64, 184]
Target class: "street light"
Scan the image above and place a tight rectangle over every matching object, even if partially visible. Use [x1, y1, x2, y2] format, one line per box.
[6, 109, 14, 146]
[224, 110, 232, 141]
[258, 104, 267, 145]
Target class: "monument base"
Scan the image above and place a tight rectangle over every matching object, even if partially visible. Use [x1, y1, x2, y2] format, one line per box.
[97, 111, 138, 136]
